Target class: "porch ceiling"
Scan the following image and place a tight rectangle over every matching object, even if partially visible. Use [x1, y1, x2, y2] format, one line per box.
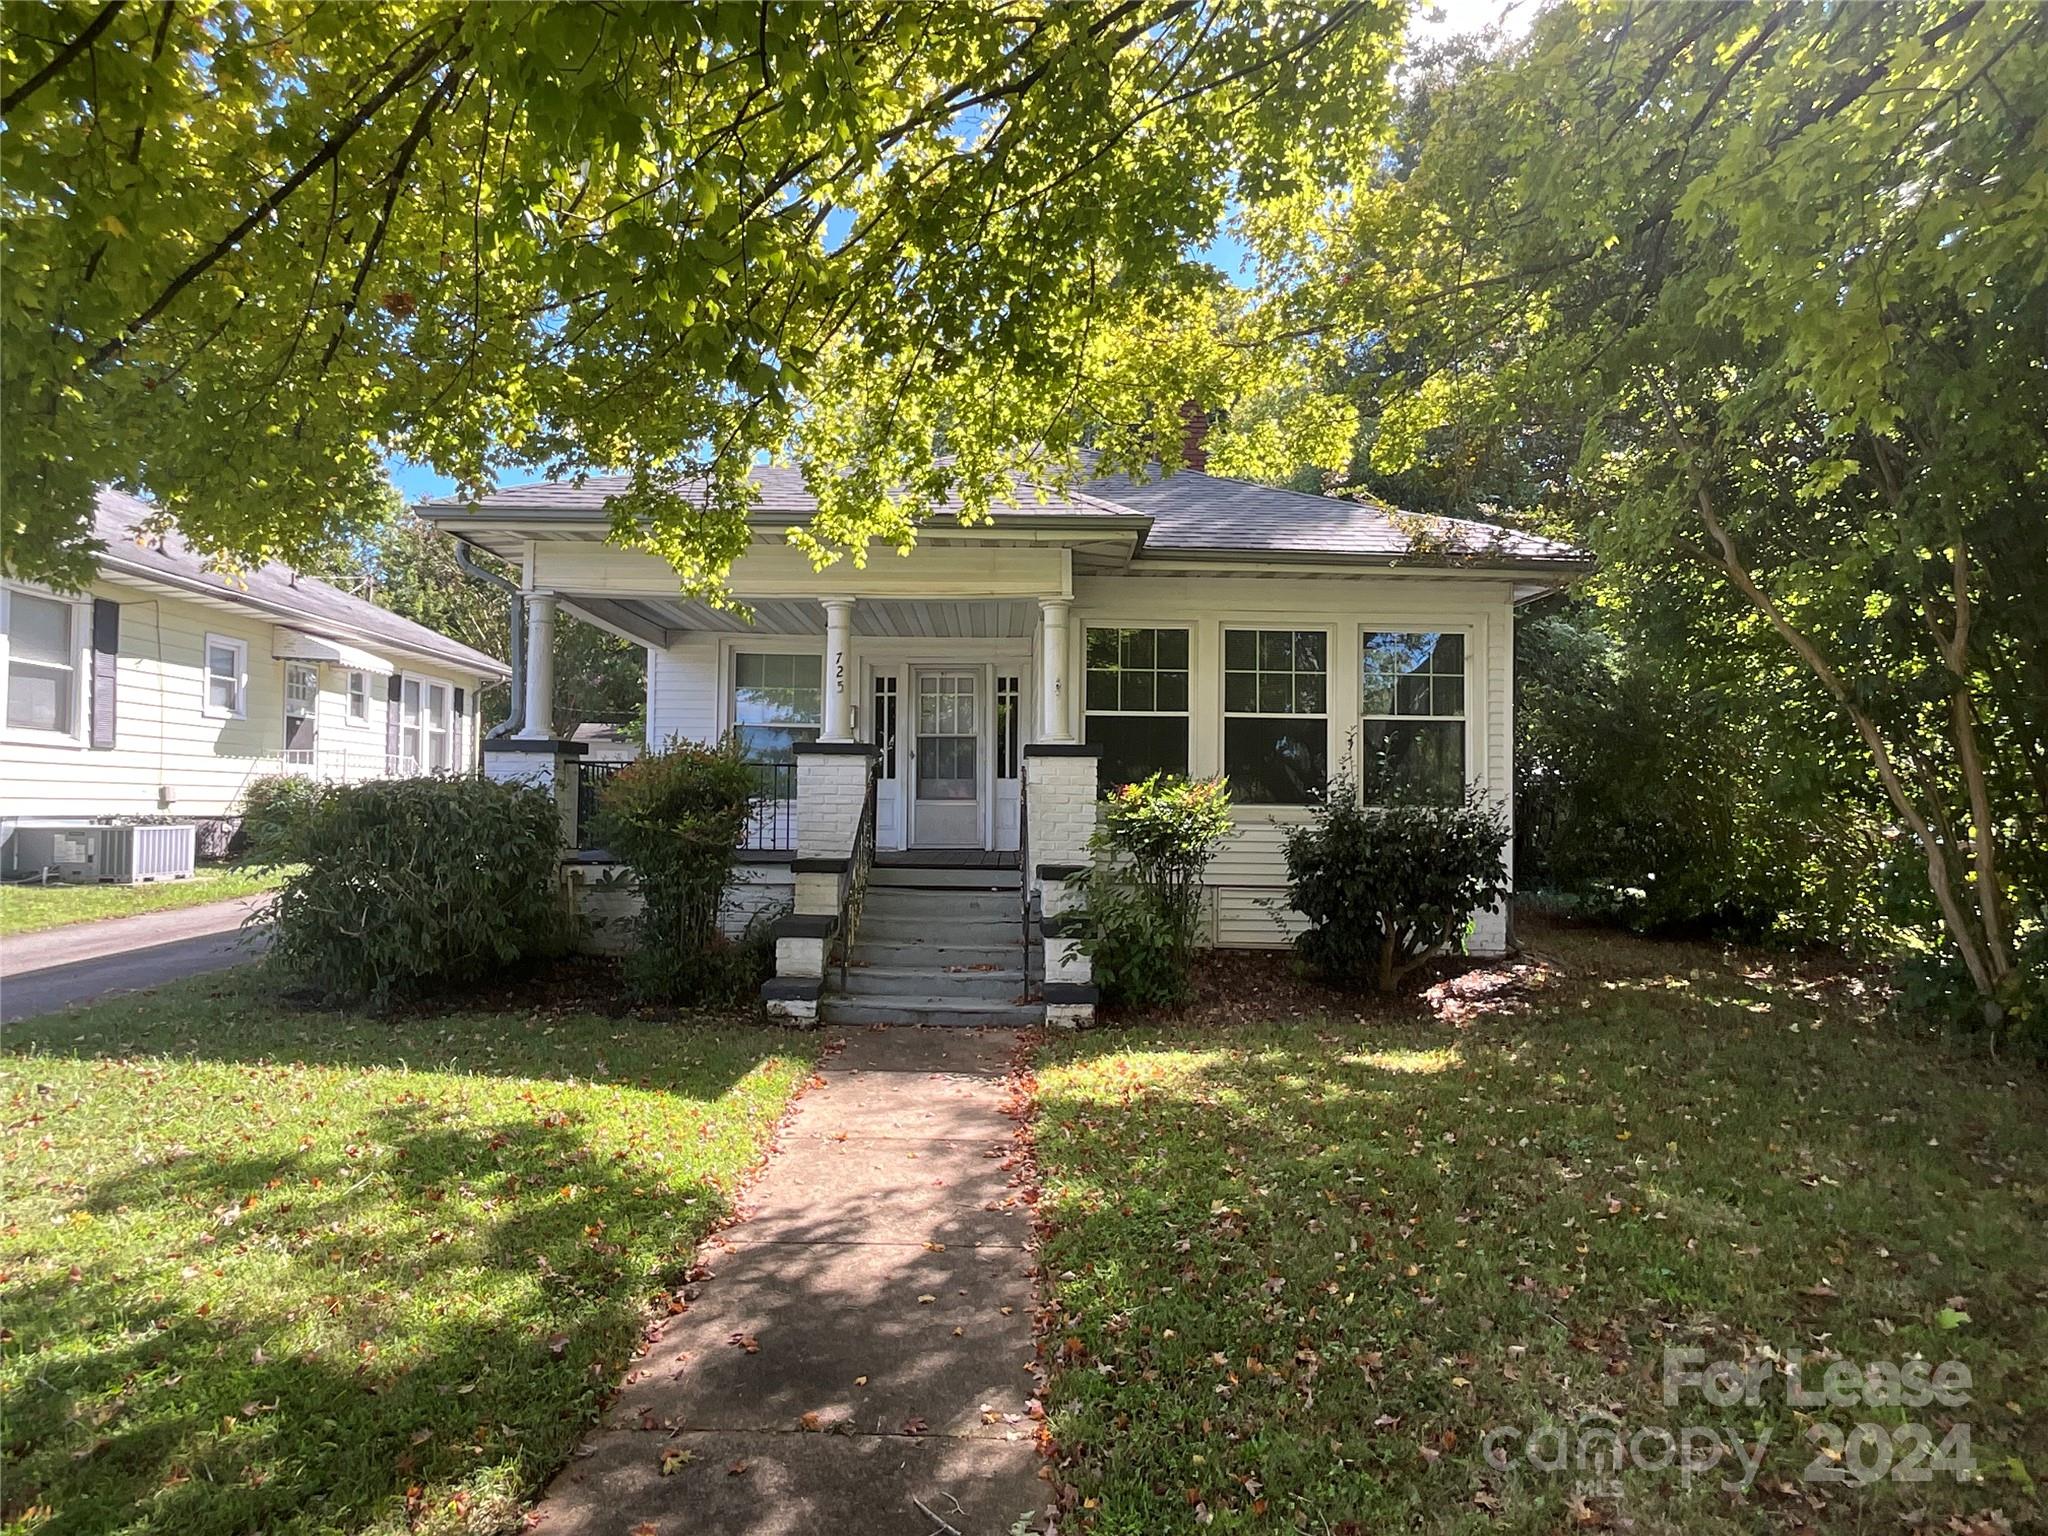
[572, 594, 1039, 642]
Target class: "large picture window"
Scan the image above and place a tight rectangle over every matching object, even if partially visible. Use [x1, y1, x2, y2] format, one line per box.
[733, 652, 821, 794]
[3, 587, 83, 736]
[1083, 626, 1190, 789]
[1361, 631, 1466, 806]
[1223, 627, 1328, 805]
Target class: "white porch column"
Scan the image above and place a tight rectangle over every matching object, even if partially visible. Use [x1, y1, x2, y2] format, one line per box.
[1039, 597, 1074, 743]
[518, 592, 558, 740]
[821, 597, 856, 742]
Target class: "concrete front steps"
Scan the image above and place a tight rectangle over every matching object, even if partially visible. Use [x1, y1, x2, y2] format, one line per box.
[820, 865, 1041, 1028]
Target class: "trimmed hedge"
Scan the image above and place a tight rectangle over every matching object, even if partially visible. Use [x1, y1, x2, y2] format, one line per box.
[267, 777, 568, 1006]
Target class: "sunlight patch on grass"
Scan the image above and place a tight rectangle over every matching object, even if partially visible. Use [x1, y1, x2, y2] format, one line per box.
[1032, 931, 2048, 1534]
[1, 973, 816, 1536]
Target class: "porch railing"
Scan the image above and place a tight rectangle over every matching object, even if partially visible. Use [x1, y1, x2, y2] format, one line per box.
[744, 761, 797, 853]
[575, 760, 629, 848]
[574, 758, 798, 853]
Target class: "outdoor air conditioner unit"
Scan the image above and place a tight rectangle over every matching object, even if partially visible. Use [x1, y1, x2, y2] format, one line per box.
[10, 822, 198, 884]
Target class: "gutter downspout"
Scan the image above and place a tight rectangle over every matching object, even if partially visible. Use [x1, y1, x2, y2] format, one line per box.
[453, 538, 526, 740]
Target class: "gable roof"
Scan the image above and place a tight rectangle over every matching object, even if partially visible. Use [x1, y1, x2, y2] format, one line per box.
[418, 462, 1587, 571]
[92, 490, 508, 679]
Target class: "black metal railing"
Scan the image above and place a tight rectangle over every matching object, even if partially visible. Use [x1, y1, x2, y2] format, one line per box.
[577, 757, 798, 852]
[837, 761, 880, 989]
[744, 760, 798, 852]
[575, 760, 629, 848]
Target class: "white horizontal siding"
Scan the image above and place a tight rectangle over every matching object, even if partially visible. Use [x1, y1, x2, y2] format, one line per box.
[1, 580, 489, 822]
[634, 564, 1521, 955]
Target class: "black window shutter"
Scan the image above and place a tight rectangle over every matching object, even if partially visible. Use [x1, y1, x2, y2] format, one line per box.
[89, 599, 120, 749]
[453, 686, 465, 716]
[386, 673, 403, 770]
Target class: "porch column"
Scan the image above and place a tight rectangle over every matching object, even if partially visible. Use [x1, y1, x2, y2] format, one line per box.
[517, 592, 557, 740]
[1039, 596, 1074, 743]
[820, 597, 856, 742]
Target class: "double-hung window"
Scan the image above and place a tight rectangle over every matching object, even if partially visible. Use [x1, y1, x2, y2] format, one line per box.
[1083, 626, 1190, 789]
[399, 677, 424, 770]
[346, 670, 370, 723]
[734, 651, 821, 799]
[1223, 627, 1328, 804]
[3, 586, 85, 738]
[204, 634, 247, 719]
[425, 681, 452, 772]
[1361, 631, 1467, 805]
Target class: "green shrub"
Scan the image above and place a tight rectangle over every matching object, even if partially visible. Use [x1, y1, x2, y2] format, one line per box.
[1892, 905, 2048, 1059]
[268, 776, 567, 1006]
[234, 773, 326, 864]
[592, 738, 761, 1004]
[1076, 774, 1233, 1009]
[1283, 775, 1510, 992]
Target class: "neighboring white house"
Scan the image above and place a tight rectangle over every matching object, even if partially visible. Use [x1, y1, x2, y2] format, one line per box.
[421, 460, 1589, 960]
[1, 489, 508, 862]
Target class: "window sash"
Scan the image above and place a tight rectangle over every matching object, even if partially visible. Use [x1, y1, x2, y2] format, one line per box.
[733, 651, 823, 730]
[346, 671, 369, 721]
[1222, 628, 1329, 805]
[205, 636, 245, 717]
[1360, 631, 1468, 806]
[1084, 626, 1192, 790]
[425, 682, 451, 771]
[5, 589, 80, 735]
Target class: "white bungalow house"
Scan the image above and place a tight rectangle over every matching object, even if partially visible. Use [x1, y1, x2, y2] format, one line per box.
[1, 490, 508, 872]
[421, 463, 1588, 1026]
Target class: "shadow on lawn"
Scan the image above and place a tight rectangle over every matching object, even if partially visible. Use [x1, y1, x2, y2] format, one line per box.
[2, 967, 787, 1096]
[1033, 928, 2048, 1532]
[3, 1099, 742, 1536]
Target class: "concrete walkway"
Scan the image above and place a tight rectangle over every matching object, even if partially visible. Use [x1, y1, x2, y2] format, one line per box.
[534, 1027, 1047, 1536]
[1, 896, 268, 1022]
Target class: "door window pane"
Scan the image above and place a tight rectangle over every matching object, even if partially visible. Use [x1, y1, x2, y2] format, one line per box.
[915, 673, 977, 800]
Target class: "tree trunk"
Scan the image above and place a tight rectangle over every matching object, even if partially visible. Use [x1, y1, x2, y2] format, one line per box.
[1692, 488, 2006, 998]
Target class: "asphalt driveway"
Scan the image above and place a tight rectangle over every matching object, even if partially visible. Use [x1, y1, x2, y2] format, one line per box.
[0, 896, 268, 1022]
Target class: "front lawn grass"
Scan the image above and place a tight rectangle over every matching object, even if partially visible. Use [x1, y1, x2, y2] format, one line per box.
[1, 973, 817, 1536]
[1032, 922, 2048, 1535]
[0, 863, 289, 937]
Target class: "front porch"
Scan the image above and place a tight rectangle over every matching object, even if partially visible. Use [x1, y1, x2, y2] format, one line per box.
[532, 586, 1091, 859]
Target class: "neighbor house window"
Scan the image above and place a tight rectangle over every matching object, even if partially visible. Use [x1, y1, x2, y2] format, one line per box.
[204, 634, 247, 719]
[425, 681, 452, 771]
[399, 677, 423, 769]
[734, 651, 821, 799]
[1223, 627, 1328, 805]
[346, 670, 370, 723]
[1361, 631, 1467, 806]
[3, 586, 84, 736]
[1084, 626, 1190, 789]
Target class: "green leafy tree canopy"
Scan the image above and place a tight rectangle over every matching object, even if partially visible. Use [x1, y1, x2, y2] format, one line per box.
[4, 0, 1397, 590]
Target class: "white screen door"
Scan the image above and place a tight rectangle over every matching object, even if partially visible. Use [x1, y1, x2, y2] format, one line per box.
[912, 668, 980, 848]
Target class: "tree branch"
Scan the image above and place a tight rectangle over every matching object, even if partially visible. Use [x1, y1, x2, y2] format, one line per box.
[2, 0, 125, 116]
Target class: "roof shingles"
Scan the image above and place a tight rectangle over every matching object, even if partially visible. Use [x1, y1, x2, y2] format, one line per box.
[94, 490, 507, 677]
[420, 464, 1587, 567]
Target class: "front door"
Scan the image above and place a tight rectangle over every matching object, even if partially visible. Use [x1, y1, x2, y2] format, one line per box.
[284, 662, 319, 766]
[911, 667, 980, 848]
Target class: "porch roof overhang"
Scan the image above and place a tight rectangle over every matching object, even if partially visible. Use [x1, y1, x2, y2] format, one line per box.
[560, 593, 1045, 647]
[425, 510, 1149, 574]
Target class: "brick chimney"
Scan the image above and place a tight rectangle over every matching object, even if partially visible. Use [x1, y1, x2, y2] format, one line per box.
[1179, 401, 1210, 471]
